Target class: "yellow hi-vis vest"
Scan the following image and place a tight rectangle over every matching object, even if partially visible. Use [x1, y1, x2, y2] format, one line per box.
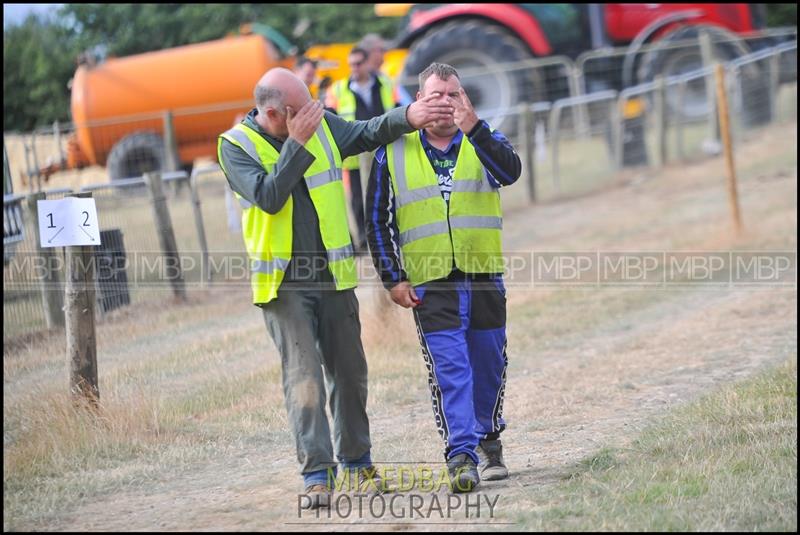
[386, 131, 504, 286]
[331, 74, 395, 170]
[217, 120, 357, 304]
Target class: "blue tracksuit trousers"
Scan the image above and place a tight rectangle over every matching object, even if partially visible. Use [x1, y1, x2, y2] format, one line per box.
[411, 270, 508, 463]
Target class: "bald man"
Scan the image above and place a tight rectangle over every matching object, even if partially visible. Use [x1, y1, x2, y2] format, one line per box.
[217, 68, 452, 509]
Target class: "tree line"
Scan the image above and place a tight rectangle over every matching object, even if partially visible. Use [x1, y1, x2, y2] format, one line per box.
[3, 4, 399, 131]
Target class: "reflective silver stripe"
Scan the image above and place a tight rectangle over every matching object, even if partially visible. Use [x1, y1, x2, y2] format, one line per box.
[224, 127, 261, 165]
[399, 216, 501, 246]
[399, 221, 449, 246]
[451, 177, 495, 194]
[238, 196, 253, 209]
[306, 168, 342, 190]
[307, 122, 342, 189]
[315, 123, 339, 173]
[450, 215, 503, 230]
[251, 257, 290, 275]
[396, 185, 441, 207]
[392, 136, 408, 192]
[327, 243, 354, 262]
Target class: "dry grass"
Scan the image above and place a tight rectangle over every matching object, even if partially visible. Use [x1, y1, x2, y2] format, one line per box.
[513, 357, 797, 531]
[1, 282, 429, 530]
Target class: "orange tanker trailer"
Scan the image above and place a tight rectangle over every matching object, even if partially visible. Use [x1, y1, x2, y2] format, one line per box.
[66, 31, 293, 180]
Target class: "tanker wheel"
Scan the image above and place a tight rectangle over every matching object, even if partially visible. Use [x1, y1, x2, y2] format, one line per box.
[637, 25, 768, 125]
[401, 20, 543, 140]
[107, 131, 166, 181]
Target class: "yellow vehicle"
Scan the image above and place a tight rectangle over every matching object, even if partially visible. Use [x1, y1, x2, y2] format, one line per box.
[305, 43, 408, 97]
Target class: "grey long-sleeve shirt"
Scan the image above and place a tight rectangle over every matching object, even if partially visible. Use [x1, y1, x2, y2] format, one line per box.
[219, 105, 413, 286]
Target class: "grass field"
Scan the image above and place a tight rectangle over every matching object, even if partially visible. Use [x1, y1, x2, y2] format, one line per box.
[3, 115, 797, 530]
[514, 357, 797, 531]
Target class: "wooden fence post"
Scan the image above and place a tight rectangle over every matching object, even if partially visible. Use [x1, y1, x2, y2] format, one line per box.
[611, 98, 623, 171]
[65, 191, 99, 405]
[188, 171, 210, 285]
[699, 31, 720, 146]
[548, 105, 562, 194]
[654, 75, 667, 168]
[162, 111, 180, 173]
[520, 103, 536, 202]
[28, 191, 65, 328]
[569, 68, 590, 139]
[714, 64, 743, 234]
[3, 141, 11, 194]
[145, 171, 186, 301]
[675, 79, 687, 162]
[30, 132, 42, 192]
[53, 120, 65, 164]
[768, 52, 780, 123]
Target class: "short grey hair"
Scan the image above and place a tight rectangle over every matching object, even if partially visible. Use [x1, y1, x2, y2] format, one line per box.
[254, 84, 284, 115]
[359, 33, 385, 51]
[418, 63, 460, 90]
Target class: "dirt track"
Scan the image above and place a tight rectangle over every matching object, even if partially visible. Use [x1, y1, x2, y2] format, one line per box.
[17, 121, 798, 530]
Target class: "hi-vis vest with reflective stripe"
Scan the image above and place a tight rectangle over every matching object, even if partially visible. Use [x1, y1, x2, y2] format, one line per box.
[217, 120, 357, 304]
[386, 131, 504, 286]
[332, 75, 395, 170]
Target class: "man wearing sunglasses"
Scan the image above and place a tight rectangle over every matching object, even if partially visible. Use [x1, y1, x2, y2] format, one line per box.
[326, 46, 400, 253]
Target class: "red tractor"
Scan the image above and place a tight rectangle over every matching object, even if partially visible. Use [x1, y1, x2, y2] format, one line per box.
[385, 4, 780, 131]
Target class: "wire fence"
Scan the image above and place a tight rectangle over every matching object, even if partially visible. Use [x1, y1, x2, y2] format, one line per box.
[530, 39, 798, 202]
[4, 192, 48, 338]
[3, 31, 798, 341]
[2, 168, 248, 341]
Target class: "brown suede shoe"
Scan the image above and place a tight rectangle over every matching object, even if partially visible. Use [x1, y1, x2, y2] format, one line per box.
[301, 483, 332, 509]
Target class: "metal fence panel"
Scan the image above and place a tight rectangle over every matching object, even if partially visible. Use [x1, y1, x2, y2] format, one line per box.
[545, 91, 619, 201]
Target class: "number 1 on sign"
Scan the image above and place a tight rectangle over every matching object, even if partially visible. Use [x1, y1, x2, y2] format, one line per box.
[37, 197, 101, 248]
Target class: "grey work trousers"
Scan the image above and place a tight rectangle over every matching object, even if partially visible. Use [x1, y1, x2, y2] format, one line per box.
[261, 287, 371, 476]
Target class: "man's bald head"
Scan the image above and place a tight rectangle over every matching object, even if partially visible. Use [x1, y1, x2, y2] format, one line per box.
[254, 67, 311, 116]
[253, 67, 315, 139]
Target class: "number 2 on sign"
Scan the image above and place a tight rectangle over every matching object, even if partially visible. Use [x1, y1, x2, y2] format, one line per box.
[82, 211, 90, 226]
